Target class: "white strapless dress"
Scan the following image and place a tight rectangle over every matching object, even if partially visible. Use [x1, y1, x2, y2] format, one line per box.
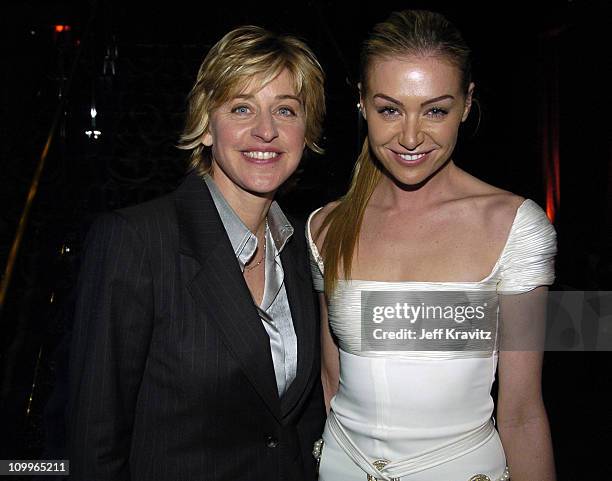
[306, 199, 556, 481]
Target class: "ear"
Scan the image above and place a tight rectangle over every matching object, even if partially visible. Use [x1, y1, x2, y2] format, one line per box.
[461, 82, 475, 122]
[201, 129, 213, 147]
[357, 82, 367, 121]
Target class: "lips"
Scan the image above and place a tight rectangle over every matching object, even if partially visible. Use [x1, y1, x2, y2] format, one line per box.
[243, 151, 280, 160]
[398, 152, 427, 161]
[240, 149, 283, 164]
[390, 148, 434, 166]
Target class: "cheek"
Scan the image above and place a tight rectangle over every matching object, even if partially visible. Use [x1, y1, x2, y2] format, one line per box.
[213, 123, 246, 150]
[366, 119, 397, 145]
[418, 115, 462, 143]
[283, 122, 307, 149]
[437, 121, 462, 143]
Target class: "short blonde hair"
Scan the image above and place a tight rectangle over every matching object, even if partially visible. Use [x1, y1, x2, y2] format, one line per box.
[178, 26, 325, 175]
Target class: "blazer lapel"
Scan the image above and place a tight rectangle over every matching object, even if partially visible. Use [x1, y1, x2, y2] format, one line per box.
[279, 235, 316, 418]
[175, 174, 281, 420]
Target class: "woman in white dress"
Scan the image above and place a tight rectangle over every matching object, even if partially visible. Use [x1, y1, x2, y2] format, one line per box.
[308, 10, 557, 481]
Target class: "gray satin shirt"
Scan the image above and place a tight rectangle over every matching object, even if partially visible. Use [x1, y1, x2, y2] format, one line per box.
[204, 175, 298, 397]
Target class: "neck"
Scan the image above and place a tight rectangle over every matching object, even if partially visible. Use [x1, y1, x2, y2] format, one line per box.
[210, 170, 272, 235]
[372, 159, 459, 210]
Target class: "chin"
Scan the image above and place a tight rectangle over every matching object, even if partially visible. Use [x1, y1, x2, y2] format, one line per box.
[381, 155, 451, 188]
[390, 174, 429, 188]
[381, 164, 427, 187]
[242, 174, 288, 196]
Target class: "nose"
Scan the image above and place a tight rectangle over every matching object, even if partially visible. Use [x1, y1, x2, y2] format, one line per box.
[251, 111, 279, 143]
[399, 115, 424, 151]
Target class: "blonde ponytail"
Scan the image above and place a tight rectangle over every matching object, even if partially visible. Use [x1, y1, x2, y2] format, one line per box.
[317, 138, 382, 297]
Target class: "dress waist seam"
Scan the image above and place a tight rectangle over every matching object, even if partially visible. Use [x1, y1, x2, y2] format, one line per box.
[327, 410, 496, 480]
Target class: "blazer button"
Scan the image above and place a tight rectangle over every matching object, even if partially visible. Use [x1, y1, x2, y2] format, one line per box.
[265, 435, 279, 448]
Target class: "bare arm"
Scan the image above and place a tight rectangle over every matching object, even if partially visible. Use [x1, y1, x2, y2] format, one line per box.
[319, 292, 339, 412]
[497, 287, 556, 481]
[309, 202, 341, 413]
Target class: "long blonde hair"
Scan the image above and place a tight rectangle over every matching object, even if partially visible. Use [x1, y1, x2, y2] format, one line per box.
[319, 10, 472, 297]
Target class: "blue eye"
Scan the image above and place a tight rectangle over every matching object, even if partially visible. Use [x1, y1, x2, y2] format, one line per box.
[231, 105, 250, 115]
[377, 106, 401, 117]
[277, 106, 296, 117]
[426, 107, 448, 118]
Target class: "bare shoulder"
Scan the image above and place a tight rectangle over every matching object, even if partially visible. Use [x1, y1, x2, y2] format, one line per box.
[309, 200, 341, 251]
[480, 193, 525, 246]
[456, 172, 525, 236]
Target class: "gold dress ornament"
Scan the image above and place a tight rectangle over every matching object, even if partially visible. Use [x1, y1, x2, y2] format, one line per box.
[366, 459, 399, 481]
[470, 466, 511, 481]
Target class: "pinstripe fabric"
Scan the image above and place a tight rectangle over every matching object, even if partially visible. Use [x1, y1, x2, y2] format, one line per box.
[68, 173, 325, 481]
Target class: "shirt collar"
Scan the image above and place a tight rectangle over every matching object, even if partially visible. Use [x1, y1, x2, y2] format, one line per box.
[204, 174, 294, 267]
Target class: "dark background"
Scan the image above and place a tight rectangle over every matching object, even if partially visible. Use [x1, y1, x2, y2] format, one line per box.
[1, 0, 610, 479]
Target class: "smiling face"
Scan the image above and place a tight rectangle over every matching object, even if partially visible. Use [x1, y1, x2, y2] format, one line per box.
[202, 68, 306, 200]
[361, 55, 474, 186]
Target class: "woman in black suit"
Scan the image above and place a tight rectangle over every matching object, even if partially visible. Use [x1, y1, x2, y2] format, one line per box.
[68, 25, 326, 481]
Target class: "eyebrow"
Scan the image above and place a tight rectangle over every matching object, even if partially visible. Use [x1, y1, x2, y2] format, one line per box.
[372, 93, 455, 107]
[233, 94, 302, 103]
[277, 94, 302, 103]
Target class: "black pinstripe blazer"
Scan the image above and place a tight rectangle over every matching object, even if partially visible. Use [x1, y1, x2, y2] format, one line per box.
[68, 172, 325, 481]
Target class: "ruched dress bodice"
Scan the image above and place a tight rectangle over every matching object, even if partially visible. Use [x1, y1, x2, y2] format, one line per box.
[307, 199, 556, 481]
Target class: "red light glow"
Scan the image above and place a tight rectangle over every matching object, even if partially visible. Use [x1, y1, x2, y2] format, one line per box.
[54, 25, 71, 33]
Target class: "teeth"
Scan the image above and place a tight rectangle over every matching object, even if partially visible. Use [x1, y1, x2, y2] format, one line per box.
[243, 151, 279, 160]
[399, 152, 427, 161]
